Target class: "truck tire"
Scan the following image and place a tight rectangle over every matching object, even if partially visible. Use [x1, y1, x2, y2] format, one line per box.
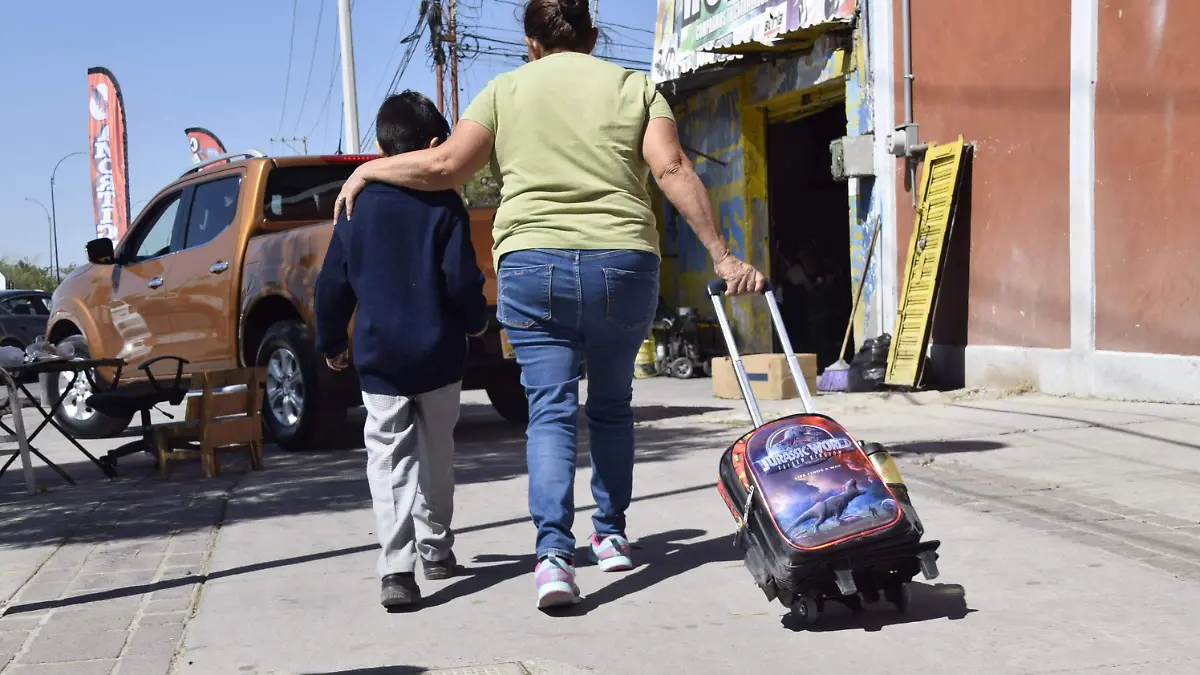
[486, 376, 529, 425]
[256, 320, 343, 451]
[42, 335, 132, 439]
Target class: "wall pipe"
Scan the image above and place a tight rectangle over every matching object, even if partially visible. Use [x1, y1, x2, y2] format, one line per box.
[902, 0, 913, 126]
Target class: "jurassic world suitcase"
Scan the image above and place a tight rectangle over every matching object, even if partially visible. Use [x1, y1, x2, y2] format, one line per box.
[706, 280, 942, 625]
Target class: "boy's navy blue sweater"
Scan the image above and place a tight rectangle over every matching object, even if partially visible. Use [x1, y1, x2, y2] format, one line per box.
[314, 183, 487, 397]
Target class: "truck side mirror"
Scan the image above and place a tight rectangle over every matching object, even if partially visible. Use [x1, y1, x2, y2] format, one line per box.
[86, 237, 115, 265]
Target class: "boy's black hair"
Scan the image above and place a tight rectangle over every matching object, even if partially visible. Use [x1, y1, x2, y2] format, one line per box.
[375, 91, 451, 156]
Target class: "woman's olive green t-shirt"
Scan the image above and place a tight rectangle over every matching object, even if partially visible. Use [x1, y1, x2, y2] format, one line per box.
[461, 52, 675, 267]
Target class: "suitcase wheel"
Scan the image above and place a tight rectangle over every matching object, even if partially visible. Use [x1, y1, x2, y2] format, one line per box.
[790, 596, 819, 625]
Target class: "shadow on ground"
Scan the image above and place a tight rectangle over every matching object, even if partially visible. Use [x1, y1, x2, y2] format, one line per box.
[0, 402, 725, 550]
[888, 440, 1008, 457]
[782, 582, 974, 633]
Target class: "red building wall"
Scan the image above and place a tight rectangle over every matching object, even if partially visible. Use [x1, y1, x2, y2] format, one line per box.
[1094, 0, 1200, 356]
[893, 0, 1072, 349]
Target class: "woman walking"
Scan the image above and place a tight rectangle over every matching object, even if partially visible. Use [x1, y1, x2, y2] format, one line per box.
[334, 0, 765, 608]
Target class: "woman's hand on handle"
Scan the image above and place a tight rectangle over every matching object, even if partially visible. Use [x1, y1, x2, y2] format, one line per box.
[714, 252, 766, 296]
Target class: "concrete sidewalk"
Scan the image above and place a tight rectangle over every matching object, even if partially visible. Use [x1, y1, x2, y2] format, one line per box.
[2, 381, 1199, 674]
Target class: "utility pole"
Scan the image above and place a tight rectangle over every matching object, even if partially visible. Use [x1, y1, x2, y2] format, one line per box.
[270, 136, 308, 155]
[24, 198, 53, 275]
[591, 0, 599, 21]
[429, 1, 446, 115]
[50, 151, 85, 282]
[337, 0, 361, 154]
[448, 0, 459, 123]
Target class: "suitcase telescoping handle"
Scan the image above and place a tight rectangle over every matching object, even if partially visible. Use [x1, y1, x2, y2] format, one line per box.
[706, 279, 818, 427]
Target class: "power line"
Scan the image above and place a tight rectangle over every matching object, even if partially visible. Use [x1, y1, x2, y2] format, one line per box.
[291, 0, 326, 135]
[278, 0, 299, 134]
[358, 1, 429, 148]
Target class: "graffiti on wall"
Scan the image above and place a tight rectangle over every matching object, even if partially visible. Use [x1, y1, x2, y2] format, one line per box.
[844, 21, 878, 346]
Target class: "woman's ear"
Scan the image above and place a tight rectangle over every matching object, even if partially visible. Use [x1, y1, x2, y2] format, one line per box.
[525, 36, 544, 61]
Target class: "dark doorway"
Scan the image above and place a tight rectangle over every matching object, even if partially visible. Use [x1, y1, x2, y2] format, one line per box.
[767, 104, 852, 370]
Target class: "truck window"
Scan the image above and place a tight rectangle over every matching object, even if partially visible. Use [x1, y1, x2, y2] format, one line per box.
[263, 165, 360, 222]
[184, 176, 242, 249]
[128, 194, 182, 262]
[1, 296, 50, 316]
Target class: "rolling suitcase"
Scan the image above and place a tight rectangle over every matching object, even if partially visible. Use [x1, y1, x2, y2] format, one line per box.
[706, 279, 942, 625]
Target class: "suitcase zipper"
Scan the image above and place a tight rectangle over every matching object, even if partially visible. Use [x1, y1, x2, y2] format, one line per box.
[733, 484, 756, 547]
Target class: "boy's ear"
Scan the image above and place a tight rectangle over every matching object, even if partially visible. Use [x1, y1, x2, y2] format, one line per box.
[428, 137, 442, 150]
[375, 139, 383, 155]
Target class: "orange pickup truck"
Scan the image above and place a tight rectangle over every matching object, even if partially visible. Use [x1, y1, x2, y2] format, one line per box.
[44, 151, 525, 450]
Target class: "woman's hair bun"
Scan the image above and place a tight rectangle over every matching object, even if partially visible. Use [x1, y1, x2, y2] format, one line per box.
[557, 0, 589, 21]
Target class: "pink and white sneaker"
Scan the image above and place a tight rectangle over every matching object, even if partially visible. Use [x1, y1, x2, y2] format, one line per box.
[588, 534, 634, 572]
[534, 556, 581, 609]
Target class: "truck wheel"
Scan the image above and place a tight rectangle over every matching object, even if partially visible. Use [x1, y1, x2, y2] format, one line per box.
[257, 321, 341, 451]
[486, 377, 529, 425]
[42, 335, 132, 439]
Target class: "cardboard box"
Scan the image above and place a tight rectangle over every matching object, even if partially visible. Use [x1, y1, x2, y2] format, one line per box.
[712, 353, 818, 401]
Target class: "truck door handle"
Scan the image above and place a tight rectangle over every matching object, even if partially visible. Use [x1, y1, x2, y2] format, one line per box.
[147, 277, 163, 289]
[209, 261, 230, 274]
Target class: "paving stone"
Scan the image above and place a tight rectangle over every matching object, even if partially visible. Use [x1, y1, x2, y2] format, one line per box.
[149, 582, 198, 601]
[117, 622, 184, 675]
[38, 603, 140, 635]
[160, 565, 204, 580]
[0, 653, 11, 670]
[136, 611, 186, 627]
[40, 547, 94, 571]
[81, 555, 165, 574]
[141, 598, 192, 615]
[31, 569, 78, 585]
[0, 616, 44, 633]
[167, 534, 212, 555]
[161, 552, 206, 568]
[15, 582, 69, 604]
[69, 570, 158, 592]
[0, 630, 29, 655]
[21, 628, 129, 663]
[6, 660, 117, 674]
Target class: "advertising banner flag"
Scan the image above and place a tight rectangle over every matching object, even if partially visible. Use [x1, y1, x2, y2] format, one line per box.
[186, 127, 227, 165]
[87, 67, 131, 243]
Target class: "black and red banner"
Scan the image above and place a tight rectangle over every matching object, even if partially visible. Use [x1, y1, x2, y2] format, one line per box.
[87, 67, 131, 243]
[185, 127, 227, 165]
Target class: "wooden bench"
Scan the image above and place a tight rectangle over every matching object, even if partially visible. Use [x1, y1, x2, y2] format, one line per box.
[151, 367, 266, 479]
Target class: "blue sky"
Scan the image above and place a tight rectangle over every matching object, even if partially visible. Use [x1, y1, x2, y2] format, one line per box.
[2, 0, 656, 267]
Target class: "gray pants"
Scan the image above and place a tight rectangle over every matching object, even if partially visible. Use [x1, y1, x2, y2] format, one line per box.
[362, 381, 461, 578]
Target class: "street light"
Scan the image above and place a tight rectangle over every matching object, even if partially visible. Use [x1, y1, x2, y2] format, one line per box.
[23, 198, 53, 273]
[50, 151, 86, 282]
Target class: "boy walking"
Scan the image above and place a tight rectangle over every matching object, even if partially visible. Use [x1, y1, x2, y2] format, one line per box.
[315, 91, 488, 609]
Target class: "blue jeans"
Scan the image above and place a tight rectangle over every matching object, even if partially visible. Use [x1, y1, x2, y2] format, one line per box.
[497, 248, 660, 561]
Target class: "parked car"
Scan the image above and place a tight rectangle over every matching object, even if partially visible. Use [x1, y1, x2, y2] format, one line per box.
[44, 151, 526, 450]
[0, 289, 52, 350]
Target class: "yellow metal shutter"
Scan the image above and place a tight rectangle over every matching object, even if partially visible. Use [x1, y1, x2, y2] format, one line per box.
[885, 136, 966, 388]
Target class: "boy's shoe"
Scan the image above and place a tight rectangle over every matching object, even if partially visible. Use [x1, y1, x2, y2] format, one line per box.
[534, 555, 581, 609]
[422, 551, 458, 581]
[380, 573, 421, 608]
[588, 534, 633, 572]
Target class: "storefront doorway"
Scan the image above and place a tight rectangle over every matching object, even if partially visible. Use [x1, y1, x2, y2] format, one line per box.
[767, 104, 852, 370]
